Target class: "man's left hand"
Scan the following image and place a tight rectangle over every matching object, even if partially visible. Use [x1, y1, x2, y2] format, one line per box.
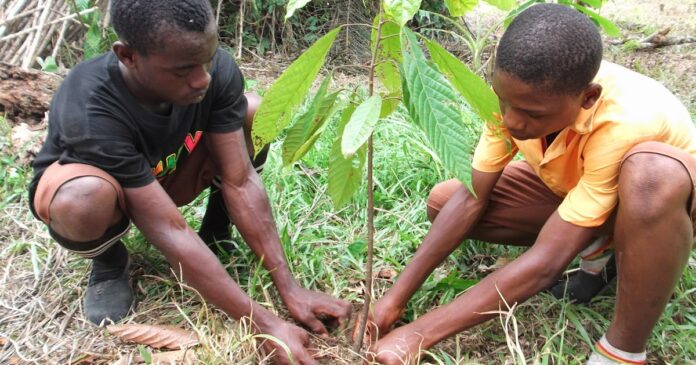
[282, 285, 352, 335]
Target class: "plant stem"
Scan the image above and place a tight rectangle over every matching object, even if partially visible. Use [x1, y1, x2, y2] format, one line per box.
[353, 6, 384, 352]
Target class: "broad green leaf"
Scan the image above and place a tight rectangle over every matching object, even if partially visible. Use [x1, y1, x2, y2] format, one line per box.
[571, 4, 621, 37]
[285, 92, 340, 164]
[380, 93, 401, 118]
[425, 39, 500, 126]
[281, 76, 339, 165]
[372, 17, 402, 100]
[579, 0, 603, 8]
[347, 240, 367, 257]
[329, 104, 366, 208]
[285, 0, 312, 20]
[383, 0, 422, 27]
[503, 0, 535, 27]
[483, 0, 516, 11]
[401, 28, 479, 192]
[445, 0, 478, 17]
[251, 27, 341, 154]
[341, 95, 382, 158]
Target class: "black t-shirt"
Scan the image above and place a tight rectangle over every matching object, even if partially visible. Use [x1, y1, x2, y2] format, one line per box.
[29, 48, 246, 213]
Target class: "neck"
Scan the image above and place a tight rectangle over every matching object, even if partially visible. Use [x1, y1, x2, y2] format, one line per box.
[118, 62, 171, 114]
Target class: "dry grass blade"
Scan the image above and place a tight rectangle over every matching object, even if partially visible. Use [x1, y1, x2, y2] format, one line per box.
[107, 324, 199, 350]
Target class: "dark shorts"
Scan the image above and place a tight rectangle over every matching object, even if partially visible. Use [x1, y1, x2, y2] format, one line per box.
[427, 141, 696, 245]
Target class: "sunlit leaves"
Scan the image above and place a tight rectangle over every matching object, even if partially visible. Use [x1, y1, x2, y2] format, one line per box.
[285, 0, 312, 20]
[251, 27, 341, 154]
[341, 95, 382, 158]
[281, 76, 340, 165]
[372, 17, 402, 117]
[425, 39, 500, 126]
[329, 104, 366, 208]
[383, 0, 422, 27]
[483, 0, 516, 11]
[445, 0, 478, 17]
[401, 28, 479, 192]
[571, 4, 621, 37]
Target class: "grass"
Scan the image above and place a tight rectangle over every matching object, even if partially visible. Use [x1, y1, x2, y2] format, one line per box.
[2, 2, 696, 363]
[1, 105, 695, 364]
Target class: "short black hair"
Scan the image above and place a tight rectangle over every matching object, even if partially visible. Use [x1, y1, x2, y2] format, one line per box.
[495, 3, 603, 94]
[110, 0, 215, 54]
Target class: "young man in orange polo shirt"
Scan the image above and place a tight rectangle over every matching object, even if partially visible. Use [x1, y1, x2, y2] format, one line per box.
[363, 4, 695, 364]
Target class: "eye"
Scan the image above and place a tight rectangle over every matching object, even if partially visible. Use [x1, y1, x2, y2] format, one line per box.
[526, 112, 545, 119]
[172, 68, 193, 78]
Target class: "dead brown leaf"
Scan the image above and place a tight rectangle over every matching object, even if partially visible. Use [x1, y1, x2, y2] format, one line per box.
[107, 324, 199, 350]
[0, 336, 6, 346]
[376, 267, 398, 280]
[477, 256, 514, 273]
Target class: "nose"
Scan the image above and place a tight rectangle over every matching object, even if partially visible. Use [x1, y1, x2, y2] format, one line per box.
[189, 65, 211, 91]
[502, 107, 525, 132]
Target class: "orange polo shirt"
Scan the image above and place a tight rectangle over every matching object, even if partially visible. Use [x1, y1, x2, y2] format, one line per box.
[472, 61, 696, 227]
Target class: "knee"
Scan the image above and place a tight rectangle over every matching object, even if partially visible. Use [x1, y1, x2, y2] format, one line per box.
[618, 153, 692, 222]
[244, 92, 261, 128]
[427, 180, 468, 222]
[49, 176, 121, 241]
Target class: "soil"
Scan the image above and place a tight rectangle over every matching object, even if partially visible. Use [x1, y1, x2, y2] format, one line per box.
[0, 63, 61, 127]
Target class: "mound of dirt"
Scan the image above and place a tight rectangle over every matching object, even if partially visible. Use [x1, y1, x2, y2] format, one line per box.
[0, 63, 61, 127]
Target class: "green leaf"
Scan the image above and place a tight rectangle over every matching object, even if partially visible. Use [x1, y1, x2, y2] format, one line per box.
[38, 56, 58, 73]
[425, 39, 500, 126]
[285, 0, 312, 20]
[137, 345, 152, 364]
[347, 239, 367, 257]
[571, 4, 621, 37]
[341, 95, 382, 158]
[281, 76, 339, 165]
[401, 28, 479, 192]
[483, 0, 516, 11]
[579, 0, 603, 8]
[445, 0, 478, 17]
[251, 27, 341, 154]
[503, 0, 535, 27]
[329, 104, 366, 208]
[383, 0, 423, 27]
[372, 17, 402, 97]
[83, 23, 102, 60]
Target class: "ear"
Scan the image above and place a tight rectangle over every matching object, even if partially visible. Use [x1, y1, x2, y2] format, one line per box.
[113, 41, 138, 69]
[580, 83, 602, 109]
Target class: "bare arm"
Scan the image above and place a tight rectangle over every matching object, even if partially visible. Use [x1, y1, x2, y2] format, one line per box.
[409, 212, 593, 346]
[372, 212, 595, 364]
[205, 130, 295, 292]
[381, 169, 503, 311]
[206, 129, 351, 333]
[124, 182, 320, 365]
[123, 182, 277, 327]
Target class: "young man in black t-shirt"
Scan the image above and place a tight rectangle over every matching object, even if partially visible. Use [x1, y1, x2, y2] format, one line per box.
[29, 1, 349, 363]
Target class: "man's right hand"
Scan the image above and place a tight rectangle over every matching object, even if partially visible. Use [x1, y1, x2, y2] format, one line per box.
[352, 298, 405, 348]
[259, 319, 320, 365]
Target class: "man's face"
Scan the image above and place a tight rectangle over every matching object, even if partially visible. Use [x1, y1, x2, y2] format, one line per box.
[131, 22, 218, 106]
[492, 69, 587, 140]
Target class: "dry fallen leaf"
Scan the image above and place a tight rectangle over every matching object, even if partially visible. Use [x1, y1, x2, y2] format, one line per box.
[376, 267, 398, 280]
[478, 256, 514, 273]
[107, 324, 199, 350]
[0, 336, 7, 346]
